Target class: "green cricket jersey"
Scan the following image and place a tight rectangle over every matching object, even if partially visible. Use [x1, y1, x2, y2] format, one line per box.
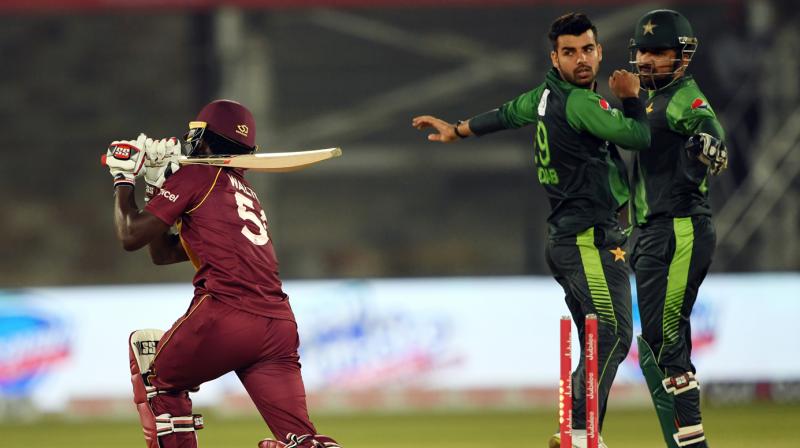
[499, 68, 650, 239]
[633, 75, 725, 225]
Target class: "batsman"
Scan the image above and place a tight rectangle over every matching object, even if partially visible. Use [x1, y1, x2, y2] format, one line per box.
[104, 99, 340, 448]
[413, 13, 649, 448]
[628, 9, 728, 448]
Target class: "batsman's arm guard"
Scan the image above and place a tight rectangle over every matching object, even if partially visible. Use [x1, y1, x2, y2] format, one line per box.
[129, 329, 203, 448]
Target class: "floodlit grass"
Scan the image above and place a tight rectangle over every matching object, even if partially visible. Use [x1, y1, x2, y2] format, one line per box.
[1, 403, 798, 447]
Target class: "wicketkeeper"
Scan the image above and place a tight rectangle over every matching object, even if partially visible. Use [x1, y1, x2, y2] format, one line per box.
[628, 9, 728, 448]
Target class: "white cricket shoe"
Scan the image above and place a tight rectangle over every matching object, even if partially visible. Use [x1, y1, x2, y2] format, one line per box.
[548, 430, 608, 448]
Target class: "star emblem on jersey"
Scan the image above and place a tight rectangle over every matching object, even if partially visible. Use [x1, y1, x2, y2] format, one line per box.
[642, 20, 658, 35]
[609, 247, 626, 262]
[646, 103, 654, 114]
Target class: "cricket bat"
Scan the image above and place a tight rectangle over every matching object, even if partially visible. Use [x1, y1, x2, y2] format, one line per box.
[178, 147, 342, 172]
[102, 147, 342, 173]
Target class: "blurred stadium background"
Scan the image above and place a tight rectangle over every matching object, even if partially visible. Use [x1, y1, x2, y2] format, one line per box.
[1, 0, 798, 447]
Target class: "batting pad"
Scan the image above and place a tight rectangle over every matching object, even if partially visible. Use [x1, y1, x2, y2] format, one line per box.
[130, 329, 165, 448]
[638, 336, 680, 448]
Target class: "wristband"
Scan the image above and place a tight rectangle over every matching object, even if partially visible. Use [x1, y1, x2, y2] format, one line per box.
[113, 174, 135, 189]
[454, 120, 468, 139]
[143, 183, 158, 203]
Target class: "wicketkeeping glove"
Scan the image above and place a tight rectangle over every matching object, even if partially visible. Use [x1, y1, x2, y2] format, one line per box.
[685, 132, 728, 176]
[105, 133, 148, 187]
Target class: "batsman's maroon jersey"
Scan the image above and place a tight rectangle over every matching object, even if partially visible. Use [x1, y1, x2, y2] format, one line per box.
[145, 164, 294, 322]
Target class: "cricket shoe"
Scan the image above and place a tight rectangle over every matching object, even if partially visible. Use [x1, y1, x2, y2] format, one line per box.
[258, 434, 340, 448]
[548, 430, 608, 448]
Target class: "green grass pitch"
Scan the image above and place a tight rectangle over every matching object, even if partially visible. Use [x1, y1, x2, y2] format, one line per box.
[1, 403, 797, 447]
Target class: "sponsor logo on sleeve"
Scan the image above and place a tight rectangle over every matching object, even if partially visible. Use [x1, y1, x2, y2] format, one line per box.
[599, 98, 610, 111]
[537, 89, 551, 117]
[691, 98, 708, 110]
[157, 188, 180, 203]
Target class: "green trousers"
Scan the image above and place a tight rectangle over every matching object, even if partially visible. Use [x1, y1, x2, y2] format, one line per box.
[546, 225, 633, 431]
[632, 215, 715, 447]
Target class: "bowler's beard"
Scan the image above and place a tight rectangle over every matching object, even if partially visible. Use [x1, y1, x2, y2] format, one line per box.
[558, 63, 596, 87]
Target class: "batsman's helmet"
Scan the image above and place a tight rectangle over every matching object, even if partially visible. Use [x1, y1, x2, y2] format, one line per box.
[629, 9, 698, 89]
[185, 99, 258, 156]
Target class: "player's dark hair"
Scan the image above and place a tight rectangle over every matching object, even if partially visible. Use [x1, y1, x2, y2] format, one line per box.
[549, 13, 598, 50]
[203, 130, 252, 155]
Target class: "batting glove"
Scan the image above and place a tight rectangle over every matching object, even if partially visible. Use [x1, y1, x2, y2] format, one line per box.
[144, 137, 182, 191]
[106, 133, 148, 188]
[686, 132, 728, 176]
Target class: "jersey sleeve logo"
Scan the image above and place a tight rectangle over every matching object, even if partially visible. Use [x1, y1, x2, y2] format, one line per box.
[691, 98, 708, 110]
[537, 88, 551, 117]
[598, 98, 610, 111]
[156, 188, 180, 203]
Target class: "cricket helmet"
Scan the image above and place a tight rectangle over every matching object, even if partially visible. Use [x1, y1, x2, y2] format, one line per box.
[185, 99, 258, 155]
[629, 9, 698, 89]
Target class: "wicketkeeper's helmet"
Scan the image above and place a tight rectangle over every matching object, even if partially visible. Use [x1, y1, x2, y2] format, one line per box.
[629, 9, 698, 90]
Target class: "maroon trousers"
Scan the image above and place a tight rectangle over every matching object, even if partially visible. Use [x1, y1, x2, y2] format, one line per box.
[149, 294, 317, 447]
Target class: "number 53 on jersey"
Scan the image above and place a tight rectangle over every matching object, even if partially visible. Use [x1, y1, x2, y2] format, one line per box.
[234, 191, 270, 246]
